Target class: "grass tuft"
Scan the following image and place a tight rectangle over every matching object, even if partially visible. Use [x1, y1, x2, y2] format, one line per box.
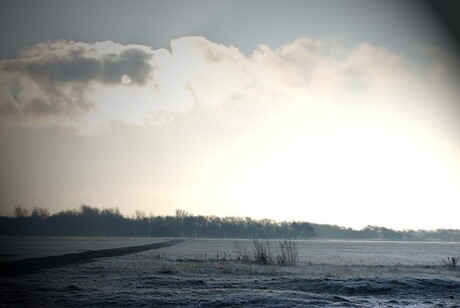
[441, 256, 458, 269]
[277, 240, 299, 265]
[233, 239, 299, 266]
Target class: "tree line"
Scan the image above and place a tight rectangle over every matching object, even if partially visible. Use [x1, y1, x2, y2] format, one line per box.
[0, 205, 316, 239]
[311, 223, 460, 242]
[1, 205, 459, 241]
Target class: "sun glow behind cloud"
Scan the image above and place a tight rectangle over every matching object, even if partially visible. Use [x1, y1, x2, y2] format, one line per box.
[217, 118, 460, 230]
[1, 36, 460, 229]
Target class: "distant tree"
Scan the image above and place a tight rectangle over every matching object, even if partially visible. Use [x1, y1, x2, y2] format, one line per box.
[13, 205, 29, 218]
[134, 210, 146, 220]
[79, 204, 100, 216]
[31, 207, 50, 219]
[101, 207, 122, 217]
[175, 209, 191, 219]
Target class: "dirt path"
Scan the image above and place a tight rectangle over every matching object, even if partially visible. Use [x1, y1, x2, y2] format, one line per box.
[0, 239, 185, 277]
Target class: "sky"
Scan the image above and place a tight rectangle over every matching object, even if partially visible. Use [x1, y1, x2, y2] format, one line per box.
[1, 0, 460, 230]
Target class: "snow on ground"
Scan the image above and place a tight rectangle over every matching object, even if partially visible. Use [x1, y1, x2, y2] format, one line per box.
[1, 237, 459, 307]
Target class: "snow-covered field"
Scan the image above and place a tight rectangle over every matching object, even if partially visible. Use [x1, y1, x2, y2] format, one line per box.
[1, 237, 459, 307]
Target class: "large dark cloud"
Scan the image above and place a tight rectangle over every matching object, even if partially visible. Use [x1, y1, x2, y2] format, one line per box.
[5, 48, 153, 85]
[0, 42, 154, 123]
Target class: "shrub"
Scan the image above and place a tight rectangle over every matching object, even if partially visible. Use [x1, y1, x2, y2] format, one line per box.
[233, 239, 299, 266]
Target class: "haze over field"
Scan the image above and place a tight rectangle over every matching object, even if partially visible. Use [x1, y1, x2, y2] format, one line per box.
[1, 0, 459, 230]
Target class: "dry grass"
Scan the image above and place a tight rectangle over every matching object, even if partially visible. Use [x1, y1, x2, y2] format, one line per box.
[233, 239, 299, 266]
[277, 240, 299, 265]
[442, 256, 458, 269]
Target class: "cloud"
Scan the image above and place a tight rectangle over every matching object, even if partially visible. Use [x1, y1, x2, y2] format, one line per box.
[0, 40, 154, 125]
[153, 36, 455, 113]
[1, 36, 458, 131]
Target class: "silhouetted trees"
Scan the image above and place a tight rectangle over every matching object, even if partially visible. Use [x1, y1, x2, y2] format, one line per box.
[0, 205, 316, 239]
[1, 205, 459, 241]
